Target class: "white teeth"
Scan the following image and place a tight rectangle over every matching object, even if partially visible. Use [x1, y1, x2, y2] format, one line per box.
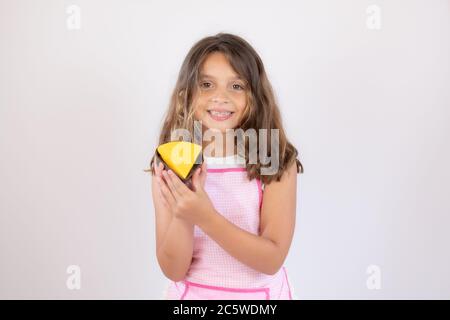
[210, 111, 231, 116]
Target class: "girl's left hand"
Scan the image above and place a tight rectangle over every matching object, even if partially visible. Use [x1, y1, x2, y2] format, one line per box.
[157, 162, 216, 227]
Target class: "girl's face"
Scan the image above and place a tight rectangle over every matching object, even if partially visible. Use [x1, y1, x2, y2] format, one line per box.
[192, 52, 248, 134]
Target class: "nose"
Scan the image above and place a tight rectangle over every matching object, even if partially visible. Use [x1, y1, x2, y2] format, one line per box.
[211, 97, 229, 104]
[210, 86, 230, 104]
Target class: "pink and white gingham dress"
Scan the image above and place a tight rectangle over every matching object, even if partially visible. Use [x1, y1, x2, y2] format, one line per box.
[162, 154, 296, 300]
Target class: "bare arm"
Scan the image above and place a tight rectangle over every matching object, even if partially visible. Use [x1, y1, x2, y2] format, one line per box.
[199, 161, 298, 275]
[151, 162, 194, 281]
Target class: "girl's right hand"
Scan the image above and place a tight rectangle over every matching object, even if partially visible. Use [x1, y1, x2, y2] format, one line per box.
[154, 161, 171, 210]
[153, 160, 196, 228]
[154, 160, 164, 178]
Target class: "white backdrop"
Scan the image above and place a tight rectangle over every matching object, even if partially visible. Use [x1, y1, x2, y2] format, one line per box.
[1, 0, 449, 299]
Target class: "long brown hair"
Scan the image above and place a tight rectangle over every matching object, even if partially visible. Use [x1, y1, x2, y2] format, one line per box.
[143, 32, 304, 184]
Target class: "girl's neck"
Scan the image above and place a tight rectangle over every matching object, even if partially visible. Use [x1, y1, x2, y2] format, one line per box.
[200, 125, 242, 158]
[202, 140, 237, 158]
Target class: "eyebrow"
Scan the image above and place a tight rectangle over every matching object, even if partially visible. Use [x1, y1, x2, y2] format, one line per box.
[199, 73, 244, 81]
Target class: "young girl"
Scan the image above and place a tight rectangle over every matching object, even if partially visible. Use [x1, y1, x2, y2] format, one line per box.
[145, 33, 304, 300]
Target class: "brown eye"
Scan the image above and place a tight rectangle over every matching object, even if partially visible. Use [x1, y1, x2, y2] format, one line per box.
[200, 82, 212, 89]
[233, 84, 244, 90]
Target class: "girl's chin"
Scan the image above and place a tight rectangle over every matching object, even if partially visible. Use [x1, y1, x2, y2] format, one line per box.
[202, 122, 236, 133]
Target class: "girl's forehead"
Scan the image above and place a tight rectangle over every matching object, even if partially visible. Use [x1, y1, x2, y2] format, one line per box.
[195, 52, 250, 85]
[200, 53, 240, 75]
[199, 72, 244, 81]
[199, 67, 245, 83]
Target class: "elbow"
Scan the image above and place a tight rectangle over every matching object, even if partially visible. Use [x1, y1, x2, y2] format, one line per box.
[158, 260, 188, 282]
[263, 263, 283, 276]
[262, 247, 286, 275]
[162, 269, 187, 282]
[156, 249, 189, 282]
[171, 274, 187, 282]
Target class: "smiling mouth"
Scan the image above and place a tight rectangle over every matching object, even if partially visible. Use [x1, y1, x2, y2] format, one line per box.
[207, 110, 234, 121]
[207, 110, 234, 116]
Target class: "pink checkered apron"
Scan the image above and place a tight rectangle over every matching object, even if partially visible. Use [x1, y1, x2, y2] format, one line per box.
[162, 156, 294, 300]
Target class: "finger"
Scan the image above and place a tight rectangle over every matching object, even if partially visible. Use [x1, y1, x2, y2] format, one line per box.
[153, 160, 159, 175]
[153, 160, 161, 173]
[200, 162, 207, 185]
[162, 170, 182, 199]
[191, 167, 202, 191]
[167, 170, 190, 195]
[153, 160, 159, 176]
[185, 179, 194, 191]
[155, 161, 163, 177]
[157, 186, 170, 209]
[160, 194, 170, 209]
[157, 175, 176, 207]
[159, 180, 176, 208]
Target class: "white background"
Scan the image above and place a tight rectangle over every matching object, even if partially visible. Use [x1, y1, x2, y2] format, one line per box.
[1, 0, 449, 299]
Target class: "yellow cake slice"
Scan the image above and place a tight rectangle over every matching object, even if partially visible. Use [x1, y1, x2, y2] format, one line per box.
[156, 141, 202, 180]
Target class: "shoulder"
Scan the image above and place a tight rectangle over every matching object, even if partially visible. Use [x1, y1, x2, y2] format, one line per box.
[263, 160, 298, 192]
